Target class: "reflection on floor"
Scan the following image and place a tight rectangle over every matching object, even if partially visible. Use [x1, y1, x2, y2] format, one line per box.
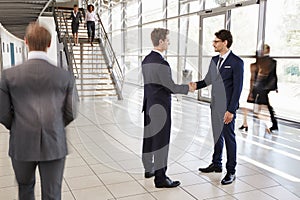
[0, 83, 299, 200]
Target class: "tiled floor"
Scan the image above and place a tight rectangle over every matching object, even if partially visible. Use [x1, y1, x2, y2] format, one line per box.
[0, 83, 300, 200]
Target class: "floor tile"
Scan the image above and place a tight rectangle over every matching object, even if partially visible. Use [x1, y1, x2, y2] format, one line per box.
[117, 193, 156, 200]
[233, 190, 276, 200]
[239, 174, 280, 189]
[65, 175, 103, 190]
[72, 186, 113, 200]
[183, 183, 227, 199]
[151, 187, 196, 200]
[98, 171, 135, 185]
[262, 185, 300, 200]
[106, 181, 147, 198]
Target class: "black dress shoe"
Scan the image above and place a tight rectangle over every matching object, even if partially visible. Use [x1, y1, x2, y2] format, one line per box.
[199, 163, 222, 173]
[269, 126, 278, 132]
[155, 177, 181, 188]
[221, 173, 236, 185]
[239, 125, 248, 131]
[144, 171, 155, 178]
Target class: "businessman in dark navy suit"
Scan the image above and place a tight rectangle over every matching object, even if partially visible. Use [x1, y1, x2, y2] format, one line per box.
[142, 28, 194, 188]
[191, 30, 244, 185]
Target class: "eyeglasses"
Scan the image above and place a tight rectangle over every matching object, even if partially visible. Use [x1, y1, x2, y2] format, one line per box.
[212, 40, 223, 43]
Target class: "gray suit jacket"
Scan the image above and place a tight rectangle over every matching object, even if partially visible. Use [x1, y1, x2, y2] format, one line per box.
[0, 59, 78, 161]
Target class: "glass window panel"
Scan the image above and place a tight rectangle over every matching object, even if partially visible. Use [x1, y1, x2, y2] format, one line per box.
[167, 19, 179, 55]
[230, 4, 259, 55]
[142, 0, 163, 23]
[127, 0, 139, 27]
[126, 28, 139, 55]
[112, 4, 121, 31]
[167, 0, 178, 18]
[189, 1, 201, 13]
[266, 0, 300, 56]
[100, 10, 109, 31]
[112, 30, 122, 56]
[205, 0, 220, 9]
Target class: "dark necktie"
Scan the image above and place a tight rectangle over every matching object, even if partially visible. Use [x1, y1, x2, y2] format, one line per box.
[217, 57, 224, 72]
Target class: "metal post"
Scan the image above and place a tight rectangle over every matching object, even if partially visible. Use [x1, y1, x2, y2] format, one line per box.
[257, 0, 267, 55]
[138, 0, 143, 86]
[121, 0, 127, 68]
[163, 0, 167, 28]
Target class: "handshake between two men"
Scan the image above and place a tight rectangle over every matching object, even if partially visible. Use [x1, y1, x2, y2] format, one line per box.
[188, 82, 197, 92]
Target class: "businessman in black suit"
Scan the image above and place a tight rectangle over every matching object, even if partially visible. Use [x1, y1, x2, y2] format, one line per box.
[191, 30, 244, 185]
[0, 22, 78, 200]
[142, 28, 194, 188]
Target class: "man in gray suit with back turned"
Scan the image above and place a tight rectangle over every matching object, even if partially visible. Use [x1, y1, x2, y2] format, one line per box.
[0, 22, 78, 200]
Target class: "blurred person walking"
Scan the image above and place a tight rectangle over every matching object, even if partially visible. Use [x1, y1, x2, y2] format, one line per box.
[239, 44, 278, 133]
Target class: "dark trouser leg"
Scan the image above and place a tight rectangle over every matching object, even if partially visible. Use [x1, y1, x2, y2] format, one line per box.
[39, 158, 65, 200]
[11, 159, 37, 200]
[266, 92, 278, 128]
[154, 145, 169, 185]
[142, 111, 154, 173]
[87, 21, 92, 39]
[91, 22, 95, 43]
[211, 109, 224, 167]
[223, 116, 237, 174]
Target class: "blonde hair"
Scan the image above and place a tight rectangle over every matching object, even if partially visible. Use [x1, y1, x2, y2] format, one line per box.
[25, 22, 51, 51]
[151, 28, 169, 47]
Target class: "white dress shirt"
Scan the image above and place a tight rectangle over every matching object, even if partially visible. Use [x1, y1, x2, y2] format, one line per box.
[28, 51, 55, 66]
[218, 49, 231, 66]
[85, 11, 97, 22]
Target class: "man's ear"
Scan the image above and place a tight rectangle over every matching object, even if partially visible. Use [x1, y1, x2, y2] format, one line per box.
[47, 41, 51, 48]
[24, 37, 28, 45]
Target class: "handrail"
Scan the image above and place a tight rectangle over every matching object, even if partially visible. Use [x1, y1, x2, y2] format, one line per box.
[52, 1, 79, 77]
[60, 11, 79, 76]
[96, 13, 124, 100]
[39, 0, 54, 17]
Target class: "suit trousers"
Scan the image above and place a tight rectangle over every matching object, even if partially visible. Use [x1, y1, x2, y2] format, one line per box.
[211, 109, 237, 174]
[142, 104, 171, 185]
[11, 158, 65, 200]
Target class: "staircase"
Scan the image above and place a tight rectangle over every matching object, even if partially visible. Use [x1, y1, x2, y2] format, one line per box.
[54, 7, 123, 99]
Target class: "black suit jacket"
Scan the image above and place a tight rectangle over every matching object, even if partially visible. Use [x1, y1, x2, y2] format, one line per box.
[142, 51, 189, 113]
[70, 11, 82, 24]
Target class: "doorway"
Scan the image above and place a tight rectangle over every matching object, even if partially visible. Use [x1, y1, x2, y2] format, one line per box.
[198, 12, 226, 101]
[10, 43, 15, 66]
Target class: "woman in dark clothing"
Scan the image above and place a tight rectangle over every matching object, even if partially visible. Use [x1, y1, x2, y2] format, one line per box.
[70, 4, 82, 45]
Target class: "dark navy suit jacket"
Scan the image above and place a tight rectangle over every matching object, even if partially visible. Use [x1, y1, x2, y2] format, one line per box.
[196, 51, 244, 114]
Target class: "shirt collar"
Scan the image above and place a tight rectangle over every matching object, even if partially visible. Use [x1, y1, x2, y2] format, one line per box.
[28, 51, 55, 65]
[152, 49, 165, 59]
[219, 49, 231, 61]
[28, 51, 50, 62]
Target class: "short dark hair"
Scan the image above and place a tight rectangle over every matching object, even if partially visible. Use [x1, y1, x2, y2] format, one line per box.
[215, 29, 233, 48]
[151, 28, 169, 47]
[74, 4, 78, 8]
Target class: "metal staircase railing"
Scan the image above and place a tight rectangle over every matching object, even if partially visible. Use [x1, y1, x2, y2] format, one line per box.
[52, 1, 79, 77]
[82, 0, 124, 100]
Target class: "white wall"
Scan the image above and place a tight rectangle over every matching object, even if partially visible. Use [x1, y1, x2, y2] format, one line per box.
[38, 16, 58, 66]
[0, 23, 26, 70]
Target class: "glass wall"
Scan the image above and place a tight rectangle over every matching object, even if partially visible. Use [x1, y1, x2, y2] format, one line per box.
[100, 0, 300, 122]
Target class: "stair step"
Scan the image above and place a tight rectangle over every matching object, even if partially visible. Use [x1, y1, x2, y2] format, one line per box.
[78, 94, 117, 98]
[77, 88, 116, 92]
